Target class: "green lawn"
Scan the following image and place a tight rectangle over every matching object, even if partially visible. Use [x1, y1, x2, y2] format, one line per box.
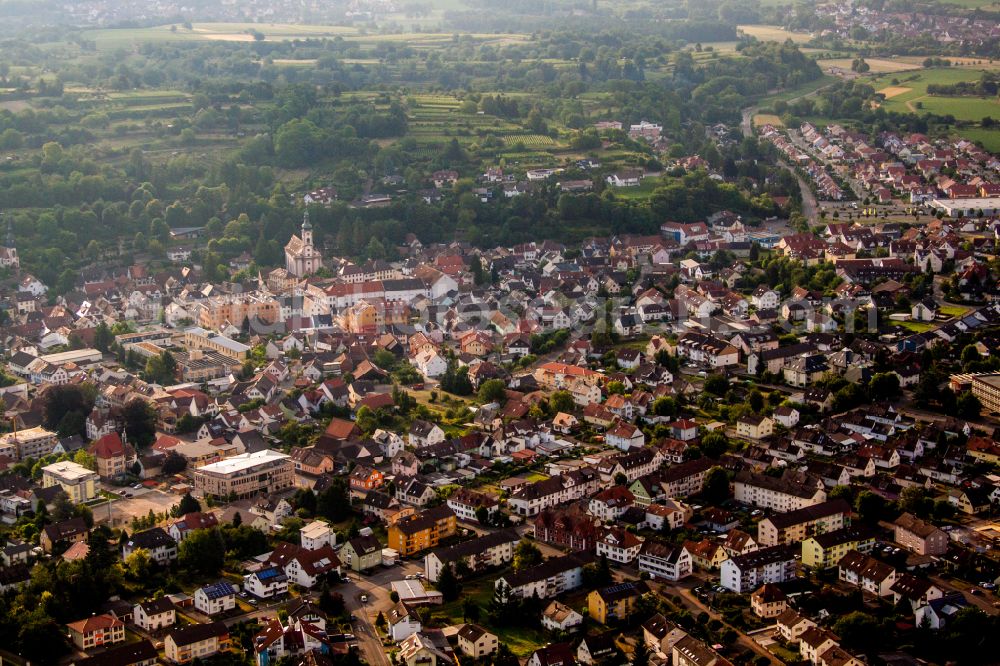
[759, 75, 837, 107]
[940, 305, 971, 318]
[433, 575, 553, 656]
[954, 127, 1000, 152]
[872, 68, 1000, 122]
[898, 320, 935, 333]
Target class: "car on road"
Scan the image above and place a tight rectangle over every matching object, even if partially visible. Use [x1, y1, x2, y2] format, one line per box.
[360, 594, 368, 603]
[248, 598, 258, 605]
[981, 582, 996, 591]
[970, 588, 982, 596]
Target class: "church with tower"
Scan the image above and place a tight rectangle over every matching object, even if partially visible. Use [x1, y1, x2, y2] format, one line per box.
[284, 212, 323, 277]
[0, 215, 18, 270]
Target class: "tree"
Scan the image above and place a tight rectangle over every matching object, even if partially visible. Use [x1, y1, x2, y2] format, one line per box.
[699, 432, 729, 459]
[42, 384, 94, 438]
[124, 547, 153, 580]
[18, 609, 71, 663]
[652, 396, 678, 417]
[294, 488, 317, 516]
[178, 528, 226, 576]
[320, 590, 346, 616]
[174, 493, 201, 516]
[475, 505, 492, 526]
[463, 597, 481, 623]
[747, 389, 764, 413]
[869, 373, 900, 399]
[489, 580, 515, 625]
[631, 638, 650, 666]
[701, 467, 730, 504]
[93, 322, 114, 352]
[493, 643, 519, 666]
[144, 350, 177, 384]
[438, 564, 461, 601]
[832, 611, 880, 654]
[513, 540, 542, 571]
[899, 485, 932, 518]
[317, 477, 352, 522]
[375, 611, 386, 630]
[704, 374, 729, 395]
[478, 379, 507, 404]
[122, 398, 157, 448]
[549, 391, 575, 414]
[828, 485, 853, 502]
[854, 490, 885, 524]
[957, 391, 982, 419]
[162, 450, 187, 474]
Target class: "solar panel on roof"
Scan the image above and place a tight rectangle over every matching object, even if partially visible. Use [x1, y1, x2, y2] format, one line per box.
[258, 567, 283, 580]
[202, 581, 235, 600]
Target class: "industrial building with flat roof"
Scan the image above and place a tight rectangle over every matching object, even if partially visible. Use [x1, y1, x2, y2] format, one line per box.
[971, 374, 1000, 415]
[193, 450, 293, 500]
[929, 197, 1000, 217]
[182, 327, 250, 361]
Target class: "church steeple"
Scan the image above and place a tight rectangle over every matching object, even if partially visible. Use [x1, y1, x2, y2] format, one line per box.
[301, 211, 313, 247]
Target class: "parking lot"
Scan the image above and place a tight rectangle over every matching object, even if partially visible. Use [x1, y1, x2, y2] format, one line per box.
[97, 486, 181, 529]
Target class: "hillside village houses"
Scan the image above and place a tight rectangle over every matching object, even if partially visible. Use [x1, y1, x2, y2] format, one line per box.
[0, 185, 999, 666]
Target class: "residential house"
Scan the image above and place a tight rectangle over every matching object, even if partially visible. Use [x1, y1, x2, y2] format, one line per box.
[123, 527, 178, 565]
[134, 597, 176, 632]
[801, 526, 876, 570]
[750, 584, 788, 619]
[387, 601, 422, 642]
[496, 551, 596, 600]
[638, 540, 692, 581]
[67, 614, 126, 650]
[388, 506, 457, 557]
[720, 545, 797, 593]
[838, 550, 897, 597]
[194, 581, 237, 616]
[339, 535, 383, 572]
[893, 513, 948, 555]
[542, 601, 584, 632]
[596, 527, 643, 564]
[244, 566, 289, 599]
[457, 624, 499, 658]
[587, 581, 648, 625]
[756, 499, 851, 546]
[164, 621, 230, 664]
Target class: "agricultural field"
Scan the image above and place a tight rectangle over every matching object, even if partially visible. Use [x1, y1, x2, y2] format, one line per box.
[896, 56, 1000, 69]
[83, 22, 358, 48]
[753, 113, 785, 127]
[738, 24, 813, 45]
[930, 0, 1000, 7]
[870, 68, 1000, 121]
[818, 58, 922, 74]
